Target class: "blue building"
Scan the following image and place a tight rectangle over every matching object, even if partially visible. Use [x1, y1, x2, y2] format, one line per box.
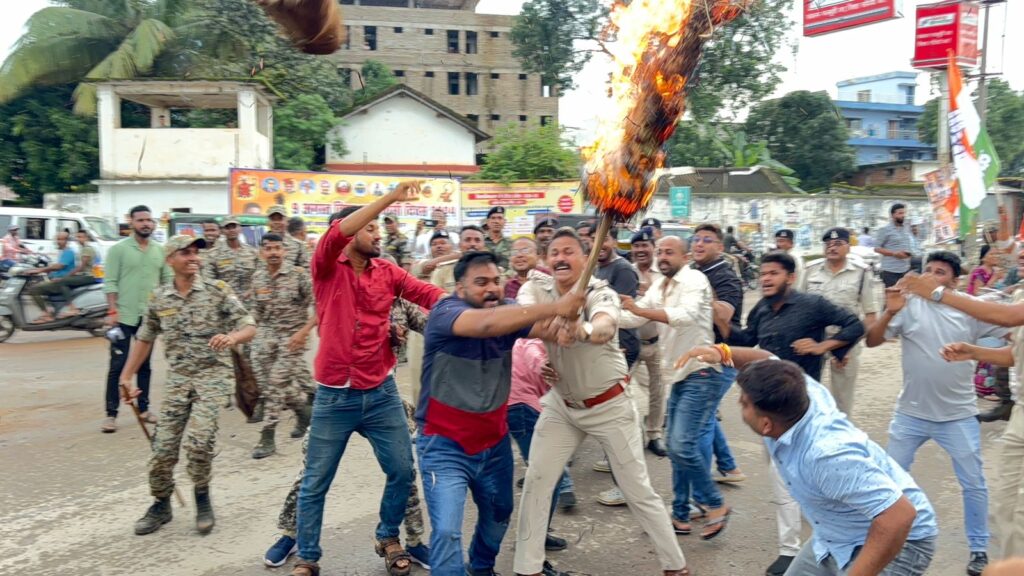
[834, 71, 937, 166]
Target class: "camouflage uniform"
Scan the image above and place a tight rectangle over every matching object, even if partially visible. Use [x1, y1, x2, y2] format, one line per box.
[385, 232, 411, 268]
[282, 234, 310, 270]
[251, 263, 314, 432]
[484, 235, 513, 268]
[138, 278, 255, 498]
[204, 242, 259, 308]
[275, 298, 427, 546]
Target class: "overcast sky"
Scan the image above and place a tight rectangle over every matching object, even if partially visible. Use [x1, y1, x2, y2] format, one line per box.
[3, 0, 1020, 141]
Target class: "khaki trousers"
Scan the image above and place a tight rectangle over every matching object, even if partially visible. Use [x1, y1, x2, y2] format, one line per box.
[994, 404, 1024, 559]
[513, 390, 686, 574]
[826, 342, 862, 418]
[406, 331, 424, 406]
[631, 342, 666, 440]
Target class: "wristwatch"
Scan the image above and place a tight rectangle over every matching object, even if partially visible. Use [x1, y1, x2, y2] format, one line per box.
[931, 286, 946, 302]
[581, 321, 594, 342]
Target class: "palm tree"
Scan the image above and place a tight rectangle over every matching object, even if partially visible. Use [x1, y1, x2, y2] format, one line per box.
[0, 1, 191, 115]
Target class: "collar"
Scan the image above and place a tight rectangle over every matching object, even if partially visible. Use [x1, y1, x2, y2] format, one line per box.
[825, 258, 858, 274]
[268, 264, 295, 278]
[166, 276, 206, 298]
[771, 407, 813, 451]
[337, 248, 380, 270]
[695, 257, 726, 272]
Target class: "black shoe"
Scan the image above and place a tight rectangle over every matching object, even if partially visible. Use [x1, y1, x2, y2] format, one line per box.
[195, 486, 215, 534]
[542, 561, 570, 576]
[558, 490, 577, 511]
[967, 551, 988, 576]
[252, 428, 276, 459]
[516, 477, 525, 489]
[134, 497, 172, 535]
[978, 401, 1014, 422]
[466, 567, 499, 576]
[247, 399, 264, 423]
[647, 438, 668, 457]
[545, 533, 567, 551]
[765, 555, 794, 576]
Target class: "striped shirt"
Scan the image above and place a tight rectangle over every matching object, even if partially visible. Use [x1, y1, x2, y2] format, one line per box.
[874, 223, 915, 273]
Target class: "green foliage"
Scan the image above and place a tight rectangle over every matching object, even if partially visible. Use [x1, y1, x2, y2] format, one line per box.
[918, 97, 938, 145]
[354, 61, 399, 103]
[0, 86, 99, 206]
[665, 122, 801, 189]
[273, 94, 346, 171]
[510, 0, 603, 91]
[476, 124, 580, 183]
[744, 91, 855, 190]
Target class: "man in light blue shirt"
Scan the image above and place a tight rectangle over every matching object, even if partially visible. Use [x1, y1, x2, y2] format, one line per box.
[677, 344, 938, 576]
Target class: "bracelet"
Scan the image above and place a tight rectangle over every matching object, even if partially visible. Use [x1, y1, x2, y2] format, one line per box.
[713, 343, 733, 366]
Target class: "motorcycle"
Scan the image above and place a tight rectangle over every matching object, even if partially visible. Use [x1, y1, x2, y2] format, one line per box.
[0, 254, 108, 343]
[728, 247, 761, 291]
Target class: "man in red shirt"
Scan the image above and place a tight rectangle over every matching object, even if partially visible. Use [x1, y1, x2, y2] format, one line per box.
[292, 182, 447, 576]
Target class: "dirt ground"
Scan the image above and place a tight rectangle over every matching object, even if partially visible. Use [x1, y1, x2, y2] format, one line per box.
[0, 303, 1012, 576]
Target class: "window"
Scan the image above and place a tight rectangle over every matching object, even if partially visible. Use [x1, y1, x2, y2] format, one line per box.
[59, 219, 80, 235]
[540, 115, 553, 127]
[887, 120, 900, 139]
[364, 26, 377, 51]
[489, 31, 500, 38]
[490, 114, 501, 121]
[424, 28, 434, 35]
[845, 118, 862, 133]
[448, 72, 460, 95]
[465, 31, 478, 54]
[23, 218, 47, 240]
[856, 89, 871, 103]
[447, 30, 459, 53]
[394, 70, 405, 77]
[467, 114, 479, 125]
[343, 25, 351, 49]
[903, 85, 915, 105]
[519, 115, 527, 122]
[541, 84, 553, 98]
[519, 73, 527, 80]
[490, 73, 500, 80]
[394, 26, 403, 33]
[465, 72, 478, 95]
[424, 71, 435, 78]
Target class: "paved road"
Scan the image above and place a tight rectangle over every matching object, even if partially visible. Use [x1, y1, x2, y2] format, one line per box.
[0, 326, 1010, 576]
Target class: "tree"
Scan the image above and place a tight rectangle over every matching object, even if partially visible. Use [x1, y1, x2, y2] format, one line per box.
[918, 97, 938, 146]
[272, 94, 346, 171]
[0, 0, 192, 115]
[355, 60, 399, 103]
[510, 0, 603, 91]
[744, 90, 855, 190]
[476, 124, 581, 183]
[665, 122, 802, 189]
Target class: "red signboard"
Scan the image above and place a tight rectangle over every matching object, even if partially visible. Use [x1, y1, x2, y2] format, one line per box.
[803, 0, 901, 37]
[912, 1, 980, 69]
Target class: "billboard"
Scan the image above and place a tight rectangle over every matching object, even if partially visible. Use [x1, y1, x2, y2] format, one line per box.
[803, 0, 901, 37]
[228, 168, 460, 236]
[912, 1, 980, 69]
[922, 166, 960, 242]
[460, 181, 584, 237]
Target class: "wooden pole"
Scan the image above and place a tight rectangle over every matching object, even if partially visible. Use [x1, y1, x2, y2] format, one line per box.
[574, 213, 615, 295]
[121, 382, 186, 507]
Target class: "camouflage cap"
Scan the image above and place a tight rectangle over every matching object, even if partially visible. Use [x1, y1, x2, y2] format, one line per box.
[222, 216, 241, 227]
[164, 235, 207, 256]
[266, 205, 288, 217]
[382, 213, 398, 223]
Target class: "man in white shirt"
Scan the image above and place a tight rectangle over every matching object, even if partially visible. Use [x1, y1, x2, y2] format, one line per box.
[413, 208, 459, 259]
[619, 236, 732, 539]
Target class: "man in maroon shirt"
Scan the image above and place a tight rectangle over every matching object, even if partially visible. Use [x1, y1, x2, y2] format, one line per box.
[292, 182, 447, 576]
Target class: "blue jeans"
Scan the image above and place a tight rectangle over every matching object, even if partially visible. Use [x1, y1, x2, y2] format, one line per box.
[507, 403, 574, 495]
[783, 536, 935, 575]
[887, 412, 989, 551]
[296, 378, 413, 562]
[666, 369, 730, 521]
[700, 366, 738, 472]
[418, 433, 514, 576]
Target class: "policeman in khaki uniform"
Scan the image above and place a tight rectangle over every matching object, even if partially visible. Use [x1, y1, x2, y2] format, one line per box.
[204, 217, 259, 306]
[120, 235, 256, 536]
[266, 205, 311, 270]
[250, 233, 317, 460]
[798, 227, 878, 417]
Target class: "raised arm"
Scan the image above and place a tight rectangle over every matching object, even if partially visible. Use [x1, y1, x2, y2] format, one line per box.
[900, 273, 1024, 327]
[866, 289, 906, 347]
[451, 290, 584, 339]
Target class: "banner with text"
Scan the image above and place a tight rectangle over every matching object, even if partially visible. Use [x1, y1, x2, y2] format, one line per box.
[923, 166, 960, 243]
[460, 181, 583, 237]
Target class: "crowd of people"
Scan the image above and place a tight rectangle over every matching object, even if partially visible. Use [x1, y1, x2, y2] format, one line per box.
[84, 182, 1024, 576]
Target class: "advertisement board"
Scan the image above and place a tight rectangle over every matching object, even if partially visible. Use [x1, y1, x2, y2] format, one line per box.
[228, 168, 460, 236]
[912, 0, 979, 69]
[922, 166, 960, 242]
[803, 0, 901, 37]
[460, 181, 583, 237]
[669, 186, 691, 219]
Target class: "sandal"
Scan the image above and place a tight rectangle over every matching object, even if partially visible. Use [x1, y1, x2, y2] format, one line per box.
[701, 506, 732, 540]
[664, 568, 692, 576]
[375, 537, 412, 576]
[290, 560, 320, 576]
[672, 519, 692, 535]
[31, 314, 54, 324]
[690, 501, 709, 520]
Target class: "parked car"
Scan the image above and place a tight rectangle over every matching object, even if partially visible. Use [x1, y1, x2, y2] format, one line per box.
[0, 208, 120, 261]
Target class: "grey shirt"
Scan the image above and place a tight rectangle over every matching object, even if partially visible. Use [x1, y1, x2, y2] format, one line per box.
[874, 223, 915, 274]
[886, 295, 1007, 421]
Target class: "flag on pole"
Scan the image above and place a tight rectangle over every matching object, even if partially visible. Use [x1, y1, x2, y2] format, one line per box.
[947, 51, 1001, 239]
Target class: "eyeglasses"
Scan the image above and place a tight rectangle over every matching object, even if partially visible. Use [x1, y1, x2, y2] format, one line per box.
[511, 248, 535, 256]
[691, 236, 719, 245]
[824, 240, 848, 248]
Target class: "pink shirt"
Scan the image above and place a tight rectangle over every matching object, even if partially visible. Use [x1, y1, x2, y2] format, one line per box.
[508, 338, 551, 412]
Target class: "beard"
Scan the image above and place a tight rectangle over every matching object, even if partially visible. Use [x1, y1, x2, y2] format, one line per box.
[134, 227, 153, 238]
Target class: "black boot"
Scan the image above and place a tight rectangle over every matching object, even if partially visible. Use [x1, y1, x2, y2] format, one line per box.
[291, 403, 311, 438]
[195, 486, 215, 534]
[247, 399, 264, 423]
[252, 427, 276, 459]
[134, 497, 172, 535]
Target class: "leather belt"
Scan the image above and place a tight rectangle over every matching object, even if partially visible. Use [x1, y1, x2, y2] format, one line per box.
[565, 382, 626, 409]
[641, 336, 659, 345]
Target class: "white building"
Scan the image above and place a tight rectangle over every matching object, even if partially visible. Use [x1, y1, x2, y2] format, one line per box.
[326, 85, 489, 177]
[83, 81, 276, 221]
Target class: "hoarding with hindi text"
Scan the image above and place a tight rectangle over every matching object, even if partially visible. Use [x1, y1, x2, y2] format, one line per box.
[803, 0, 901, 37]
[460, 181, 584, 237]
[912, 0, 979, 69]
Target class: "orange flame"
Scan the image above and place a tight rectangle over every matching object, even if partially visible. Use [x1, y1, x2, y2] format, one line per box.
[581, 0, 750, 221]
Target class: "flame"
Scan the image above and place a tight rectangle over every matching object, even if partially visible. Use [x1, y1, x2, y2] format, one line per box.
[581, 0, 750, 221]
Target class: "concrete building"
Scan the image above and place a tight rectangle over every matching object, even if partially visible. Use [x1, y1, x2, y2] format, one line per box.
[834, 71, 937, 166]
[326, 84, 489, 176]
[332, 0, 558, 142]
[89, 81, 276, 222]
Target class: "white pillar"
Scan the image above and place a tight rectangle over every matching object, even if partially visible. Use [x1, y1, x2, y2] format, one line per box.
[149, 106, 170, 128]
[97, 85, 120, 179]
[237, 89, 258, 168]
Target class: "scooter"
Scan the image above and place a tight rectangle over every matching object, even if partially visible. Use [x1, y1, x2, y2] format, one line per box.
[0, 254, 108, 343]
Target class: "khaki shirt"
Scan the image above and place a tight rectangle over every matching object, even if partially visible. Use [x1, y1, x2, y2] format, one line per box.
[137, 278, 255, 373]
[251, 264, 313, 332]
[517, 270, 628, 405]
[799, 258, 878, 318]
[204, 242, 259, 305]
[430, 261, 457, 293]
[1011, 290, 1024, 401]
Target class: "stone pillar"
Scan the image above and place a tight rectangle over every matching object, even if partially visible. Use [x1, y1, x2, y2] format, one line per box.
[149, 107, 170, 128]
[96, 85, 121, 179]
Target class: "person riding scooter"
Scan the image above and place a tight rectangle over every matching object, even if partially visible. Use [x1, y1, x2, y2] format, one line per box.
[27, 230, 95, 322]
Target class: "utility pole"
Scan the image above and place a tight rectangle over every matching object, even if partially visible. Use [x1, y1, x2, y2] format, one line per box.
[976, 0, 1006, 123]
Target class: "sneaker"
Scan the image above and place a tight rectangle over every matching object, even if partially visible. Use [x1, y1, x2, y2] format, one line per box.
[967, 551, 988, 576]
[264, 534, 298, 567]
[140, 411, 158, 424]
[557, 490, 577, 511]
[593, 459, 611, 473]
[765, 555, 794, 576]
[407, 543, 430, 569]
[101, 416, 117, 433]
[597, 486, 626, 506]
[715, 469, 747, 484]
[545, 533, 567, 551]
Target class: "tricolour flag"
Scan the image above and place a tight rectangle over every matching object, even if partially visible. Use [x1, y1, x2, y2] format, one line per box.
[948, 52, 1001, 239]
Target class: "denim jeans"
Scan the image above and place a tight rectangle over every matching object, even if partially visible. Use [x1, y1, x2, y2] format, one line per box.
[296, 378, 414, 563]
[699, 366, 738, 473]
[417, 432, 514, 576]
[887, 412, 989, 551]
[105, 322, 152, 416]
[666, 368, 730, 520]
[784, 536, 935, 575]
[507, 403, 574, 494]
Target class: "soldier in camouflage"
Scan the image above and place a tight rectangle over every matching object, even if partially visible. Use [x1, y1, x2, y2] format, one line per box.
[382, 213, 411, 269]
[204, 218, 259, 306]
[484, 206, 512, 268]
[250, 233, 318, 459]
[120, 235, 256, 536]
[267, 205, 311, 270]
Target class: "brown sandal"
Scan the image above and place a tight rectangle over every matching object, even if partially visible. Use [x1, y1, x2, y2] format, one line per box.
[375, 537, 411, 576]
[290, 560, 320, 576]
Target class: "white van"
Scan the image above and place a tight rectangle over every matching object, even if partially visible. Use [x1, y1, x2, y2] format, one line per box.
[0, 208, 121, 260]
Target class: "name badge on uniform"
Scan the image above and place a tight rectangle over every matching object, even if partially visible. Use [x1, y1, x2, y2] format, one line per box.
[157, 308, 178, 317]
[255, 288, 273, 301]
[218, 259, 234, 267]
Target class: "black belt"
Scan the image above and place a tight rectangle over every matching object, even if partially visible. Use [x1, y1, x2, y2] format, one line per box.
[641, 336, 659, 345]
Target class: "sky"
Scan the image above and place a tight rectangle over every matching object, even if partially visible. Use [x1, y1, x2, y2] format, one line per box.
[3, 0, 1021, 141]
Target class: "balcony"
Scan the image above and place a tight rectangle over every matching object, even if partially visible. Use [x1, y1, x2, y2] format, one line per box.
[838, 92, 916, 105]
[849, 129, 921, 141]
